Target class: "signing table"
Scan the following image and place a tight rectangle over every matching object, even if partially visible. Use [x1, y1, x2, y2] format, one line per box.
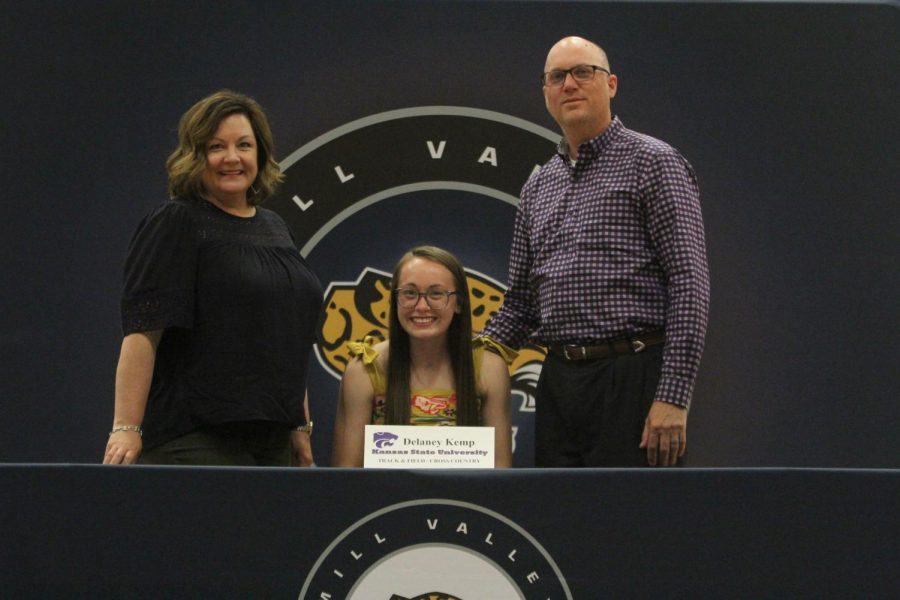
[2, 466, 897, 598]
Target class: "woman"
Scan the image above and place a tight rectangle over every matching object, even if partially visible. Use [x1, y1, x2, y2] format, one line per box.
[332, 246, 514, 467]
[103, 90, 322, 466]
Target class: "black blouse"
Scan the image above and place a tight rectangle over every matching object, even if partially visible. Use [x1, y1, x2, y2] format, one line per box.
[121, 197, 323, 450]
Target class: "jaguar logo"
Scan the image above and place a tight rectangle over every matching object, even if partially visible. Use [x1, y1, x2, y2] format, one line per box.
[264, 106, 559, 465]
[316, 265, 545, 390]
[316, 267, 393, 375]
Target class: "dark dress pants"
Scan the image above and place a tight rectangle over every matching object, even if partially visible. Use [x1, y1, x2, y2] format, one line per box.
[535, 346, 663, 467]
[140, 421, 292, 466]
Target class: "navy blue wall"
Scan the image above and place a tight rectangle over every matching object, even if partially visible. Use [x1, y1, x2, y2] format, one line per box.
[1, 0, 898, 466]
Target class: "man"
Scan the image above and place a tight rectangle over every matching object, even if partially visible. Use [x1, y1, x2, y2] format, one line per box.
[483, 36, 709, 467]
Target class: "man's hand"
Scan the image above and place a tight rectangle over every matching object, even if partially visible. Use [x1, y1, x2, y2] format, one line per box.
[639, 401, 687, 467]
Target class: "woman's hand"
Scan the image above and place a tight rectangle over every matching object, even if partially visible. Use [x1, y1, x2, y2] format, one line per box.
[290, 429, 314, 467]
[103, 330, 161, 465]
[103, 430, 143, 464]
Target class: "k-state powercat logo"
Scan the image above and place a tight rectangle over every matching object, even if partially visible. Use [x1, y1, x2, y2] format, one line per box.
[373, 431, 398, 448]
[298, 499, 572, 599]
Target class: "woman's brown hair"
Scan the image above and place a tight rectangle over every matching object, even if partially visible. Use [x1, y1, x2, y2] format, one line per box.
[166, 89, 283, 205]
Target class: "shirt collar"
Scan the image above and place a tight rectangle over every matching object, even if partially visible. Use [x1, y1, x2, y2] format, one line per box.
[556, 116, 624, 164]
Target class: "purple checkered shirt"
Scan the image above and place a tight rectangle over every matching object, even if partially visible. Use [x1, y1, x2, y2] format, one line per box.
[483, 117, 710, 408]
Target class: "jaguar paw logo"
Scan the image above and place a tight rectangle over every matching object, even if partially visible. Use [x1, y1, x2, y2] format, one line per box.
[315, 266, 546, 381]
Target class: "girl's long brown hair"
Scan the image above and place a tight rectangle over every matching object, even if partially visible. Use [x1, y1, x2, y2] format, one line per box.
[384, 246, 478, 426]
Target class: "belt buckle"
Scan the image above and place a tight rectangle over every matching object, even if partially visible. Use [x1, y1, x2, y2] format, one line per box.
[563, 345, 586, 360]
[631, 339, 646, 353]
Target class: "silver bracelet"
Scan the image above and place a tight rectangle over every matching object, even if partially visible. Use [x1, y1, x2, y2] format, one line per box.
[110, 425, 142, 436]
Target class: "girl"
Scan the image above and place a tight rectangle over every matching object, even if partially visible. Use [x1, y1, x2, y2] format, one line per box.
[332, 246, 513, 467]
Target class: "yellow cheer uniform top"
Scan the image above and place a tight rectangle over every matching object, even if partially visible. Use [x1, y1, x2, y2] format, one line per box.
[346, 336, 516, 426]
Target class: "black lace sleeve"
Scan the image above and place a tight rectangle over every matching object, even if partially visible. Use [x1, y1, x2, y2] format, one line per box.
[121, 200, 198, 334]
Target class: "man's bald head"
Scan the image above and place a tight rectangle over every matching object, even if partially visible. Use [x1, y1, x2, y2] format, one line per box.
[545, 36, 610, 72]
[542, 35, 618, 154]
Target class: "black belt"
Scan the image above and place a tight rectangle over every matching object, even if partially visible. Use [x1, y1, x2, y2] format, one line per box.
[549, 330, 665, 361]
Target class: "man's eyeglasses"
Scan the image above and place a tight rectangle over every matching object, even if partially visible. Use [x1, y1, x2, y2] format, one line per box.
[541, 64, 610, 87]
[395, 287, 459, 309]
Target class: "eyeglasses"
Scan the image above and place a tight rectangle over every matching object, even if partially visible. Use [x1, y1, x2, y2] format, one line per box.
[541, 64, 610, 87]
[395, 287, 459, 309]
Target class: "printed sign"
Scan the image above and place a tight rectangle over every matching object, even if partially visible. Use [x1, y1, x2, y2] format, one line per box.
[363, 425, 495, 469]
